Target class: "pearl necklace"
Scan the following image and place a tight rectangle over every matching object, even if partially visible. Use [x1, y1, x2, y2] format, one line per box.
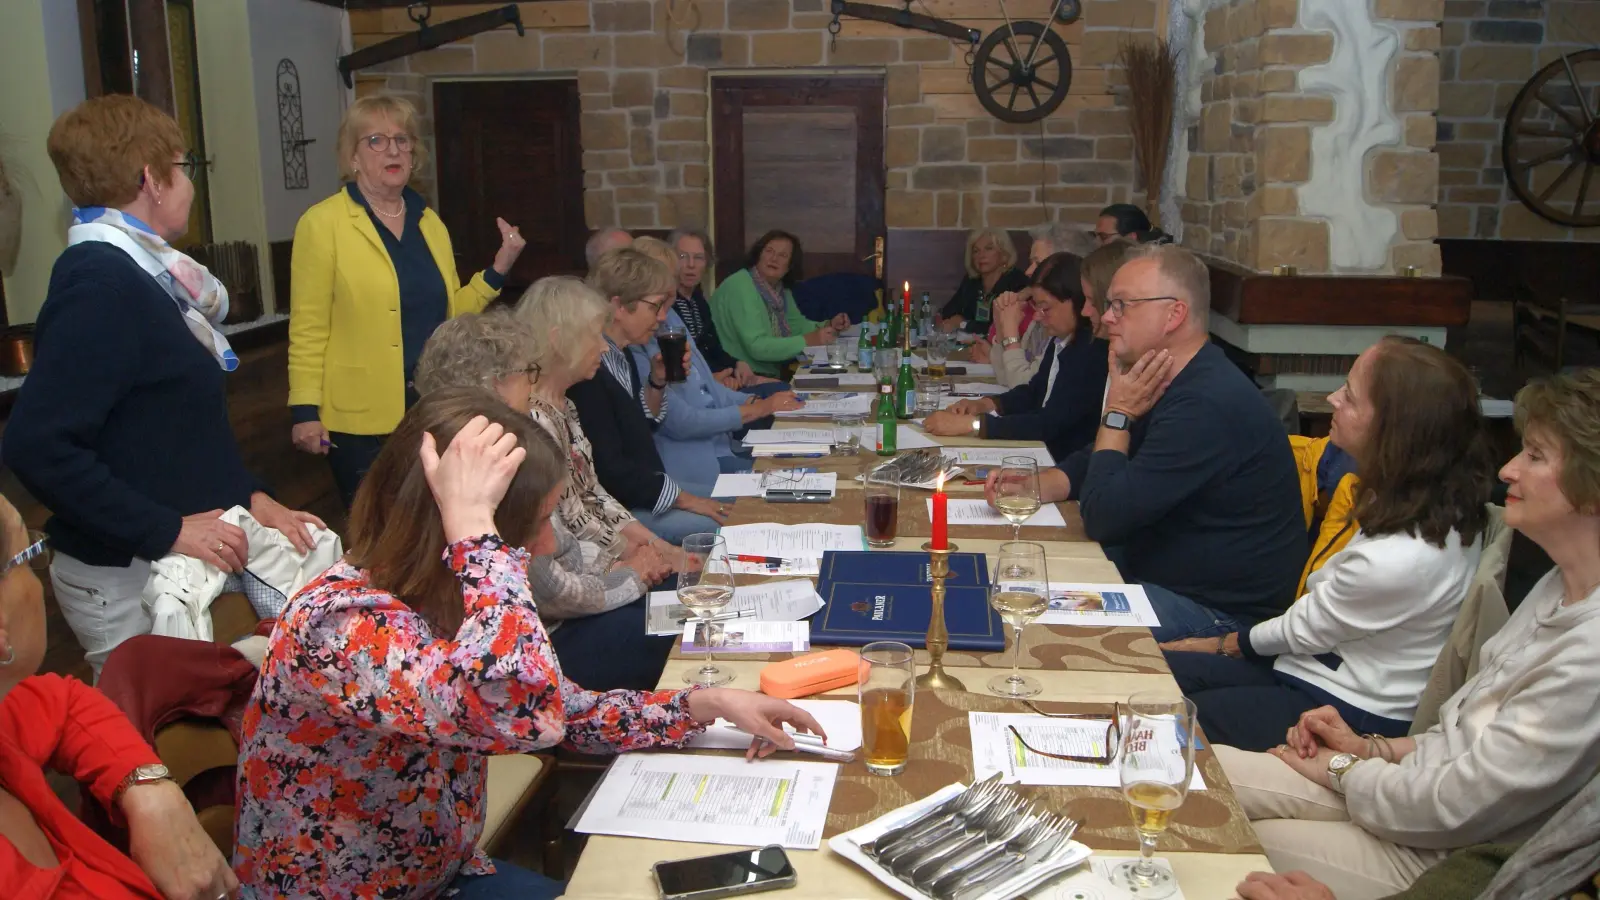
[359, 188, 405, 219]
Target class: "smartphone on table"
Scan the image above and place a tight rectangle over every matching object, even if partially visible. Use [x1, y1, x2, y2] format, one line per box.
[653, 845, 797, 900]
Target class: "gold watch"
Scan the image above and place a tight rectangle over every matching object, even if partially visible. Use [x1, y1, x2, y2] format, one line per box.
[1326, 752, 1359, 794]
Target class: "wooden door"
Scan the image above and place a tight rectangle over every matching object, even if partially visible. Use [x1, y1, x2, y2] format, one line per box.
[710, 76, 886, 284]
[433, 79, 586, 291]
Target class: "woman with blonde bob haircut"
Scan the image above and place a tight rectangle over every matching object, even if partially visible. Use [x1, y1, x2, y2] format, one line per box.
[286, 92, 529, 507]
[939, 225, 1029, 334]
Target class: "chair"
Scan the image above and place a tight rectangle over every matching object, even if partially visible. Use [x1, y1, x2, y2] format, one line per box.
[1260, 388, 1300, 435]
[482, 753, 564, 875]
[1410, 505, 1513, 735]
[1512, 287, 1571, 373]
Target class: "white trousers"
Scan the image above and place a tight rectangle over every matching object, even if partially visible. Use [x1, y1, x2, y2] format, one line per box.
[48, 552, 152, 681]
[1216, 744, 1448, 900]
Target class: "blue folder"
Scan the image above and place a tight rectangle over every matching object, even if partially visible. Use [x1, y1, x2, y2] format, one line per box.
[812, 551, 1006, 651]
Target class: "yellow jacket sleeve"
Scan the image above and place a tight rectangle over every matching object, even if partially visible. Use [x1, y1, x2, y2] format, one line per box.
[287, 205, 336, 410]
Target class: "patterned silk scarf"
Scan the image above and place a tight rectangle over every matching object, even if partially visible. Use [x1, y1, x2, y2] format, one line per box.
[749, 268, 793, 338]
[67, 206, 238, 371]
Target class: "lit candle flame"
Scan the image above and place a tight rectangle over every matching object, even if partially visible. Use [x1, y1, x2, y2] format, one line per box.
[934, 471, 945, 493]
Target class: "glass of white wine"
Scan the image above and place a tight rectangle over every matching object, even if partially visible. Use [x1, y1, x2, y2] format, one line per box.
[679, 533, 736, 687]
[994, 456, 1042, 542]
[1111, 692, 1199, 898]
[987, 541, 1049, 699]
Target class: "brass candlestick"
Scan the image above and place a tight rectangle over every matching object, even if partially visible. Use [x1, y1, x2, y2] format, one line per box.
[917, 541, 966, 691]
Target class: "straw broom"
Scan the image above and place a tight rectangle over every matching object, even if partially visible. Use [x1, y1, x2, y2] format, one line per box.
[1118, 38, 1178, 227]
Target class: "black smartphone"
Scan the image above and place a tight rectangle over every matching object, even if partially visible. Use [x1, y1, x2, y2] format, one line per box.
[652, 845, 797, 900]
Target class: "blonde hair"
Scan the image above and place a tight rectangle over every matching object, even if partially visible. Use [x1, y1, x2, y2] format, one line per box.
[337, 94, 427, 179]
[588, 247, 675, 309]
[1515, 369, 1600, 513]
[513, 276, 612, 380]
[631, 236, 679, 278]
[412, 310, 534, 396]
[964, 226, 1019, 279]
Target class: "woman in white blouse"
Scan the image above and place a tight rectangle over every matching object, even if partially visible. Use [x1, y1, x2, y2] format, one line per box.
[1214, 367, 1600, 900]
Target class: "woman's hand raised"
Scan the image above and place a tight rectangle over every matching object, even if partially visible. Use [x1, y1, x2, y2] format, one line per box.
[420, 416, 526, 544]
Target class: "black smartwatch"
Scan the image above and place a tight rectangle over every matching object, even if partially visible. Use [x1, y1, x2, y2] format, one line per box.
[1103, 410, 1133, 431]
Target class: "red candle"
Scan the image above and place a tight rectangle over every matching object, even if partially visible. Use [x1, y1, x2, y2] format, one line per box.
[931, 471, 949, 550]
[903, 280, 911, 314]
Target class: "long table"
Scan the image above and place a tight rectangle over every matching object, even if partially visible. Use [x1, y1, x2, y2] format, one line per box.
[562, 359, 1269, 899]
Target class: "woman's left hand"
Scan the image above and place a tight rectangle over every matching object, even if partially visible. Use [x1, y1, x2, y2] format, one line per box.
[1267, 743, 1337, 790]
[250, 492, 326, 556]
[491, 217, 526, 276]
[735, 361, 758, 387]
[689, 689, 828, 760]
[124, 781, 240, 900]
[829, 313, 851, 331]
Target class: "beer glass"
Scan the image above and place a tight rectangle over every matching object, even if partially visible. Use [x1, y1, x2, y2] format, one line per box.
[1110, 693, 1199, 898]
[925, 331, 951, 379]
[859, 641, 915, 776]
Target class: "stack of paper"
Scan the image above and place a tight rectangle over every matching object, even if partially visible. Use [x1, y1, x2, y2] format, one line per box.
[681, 620, 810, 653]
[925, 497, 1069, 528]
[646, 579, 825, 635]
[742, 427, 834, 457]
[951, 382, 1009, 396]
[710, 470, 837, 499]
[775, 392, 874, 418]
[718, 523, 866, 575]
[945, 446, 1057, 467]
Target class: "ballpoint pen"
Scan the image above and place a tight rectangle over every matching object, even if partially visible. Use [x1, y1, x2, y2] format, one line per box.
[731, 554, 788, 565]
[728, 728, 856, 763]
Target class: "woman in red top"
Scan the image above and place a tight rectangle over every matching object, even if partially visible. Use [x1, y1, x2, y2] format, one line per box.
[0, 495, 236, 898]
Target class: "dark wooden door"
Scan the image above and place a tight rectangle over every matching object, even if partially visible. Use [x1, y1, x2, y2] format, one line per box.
[710, 76, 886, 284]
[434, 79, 585, 291]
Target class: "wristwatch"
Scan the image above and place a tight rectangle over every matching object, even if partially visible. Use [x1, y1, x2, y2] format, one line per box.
[999, 337, 1022, 350]
[1326, 752, 1359, 794]
[970, 416, 983, 433]
[1102, 410, 1132, 431]
[113, 763, 173, 805]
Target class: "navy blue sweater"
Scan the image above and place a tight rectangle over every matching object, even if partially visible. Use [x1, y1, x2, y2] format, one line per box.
[1060, 342, 1305, 623]
[3, 243, 265, 566]
[985, 330, 1109, 462]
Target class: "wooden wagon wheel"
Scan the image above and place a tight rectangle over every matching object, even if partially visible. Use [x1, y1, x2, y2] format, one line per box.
[972, 20, 1073, 124]
[1501, 48, 1600, 228]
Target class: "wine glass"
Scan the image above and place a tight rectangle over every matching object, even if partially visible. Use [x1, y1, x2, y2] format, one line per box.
[994, 456, 1042, 541]
[679, 533, 736, 687]
[1110, 693, 1199, 899]
[987, 542, 1048, 699]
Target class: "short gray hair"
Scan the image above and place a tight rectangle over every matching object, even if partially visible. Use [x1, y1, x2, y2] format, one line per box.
[413, 310, 534, 396]
[513, 275, 612, 379]
[1030, 221, 1094, 258]
[1124, 243, 1211, 327]
[585, 228, 632, 270]
[667, 225, 717, 269]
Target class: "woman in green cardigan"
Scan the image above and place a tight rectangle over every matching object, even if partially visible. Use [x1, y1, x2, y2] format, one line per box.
[709, 230, 850, 378]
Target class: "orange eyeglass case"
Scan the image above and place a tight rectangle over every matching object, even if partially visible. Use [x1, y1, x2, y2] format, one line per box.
[760, 648, 861, 698]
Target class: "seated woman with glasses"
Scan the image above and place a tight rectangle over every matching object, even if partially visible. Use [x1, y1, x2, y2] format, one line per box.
[1213, 369, 1600, 900]
[411, 311, 676, 691]
[1161, 338, 1494, 752]
[233, 387, 825, 898]
[968, 223, 1085, 388]
[920, 253, 1109, 462]
[0, 496, 238, 897]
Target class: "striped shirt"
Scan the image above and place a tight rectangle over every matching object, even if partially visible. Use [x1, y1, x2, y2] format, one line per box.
[602, 337, 679, 515]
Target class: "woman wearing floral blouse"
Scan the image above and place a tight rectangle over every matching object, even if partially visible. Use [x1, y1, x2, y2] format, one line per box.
[233, 386, 823, 898]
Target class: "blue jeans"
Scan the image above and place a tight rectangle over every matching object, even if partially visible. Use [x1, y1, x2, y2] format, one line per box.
[548, 597, 675, 692]
[1141, 582, 1244, 643]
[717, 454, 753, 476]
[633, 482, 722, 545]
[448, 860, 564, 899]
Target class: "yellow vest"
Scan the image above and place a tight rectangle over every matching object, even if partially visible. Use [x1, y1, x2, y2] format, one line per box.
[1289, 435, 1360, 597]
[286, 189, 496, 434]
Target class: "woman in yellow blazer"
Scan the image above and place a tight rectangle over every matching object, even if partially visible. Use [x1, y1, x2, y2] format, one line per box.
[288, 94, 526, 506]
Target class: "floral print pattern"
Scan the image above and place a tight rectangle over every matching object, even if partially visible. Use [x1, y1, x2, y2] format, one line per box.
[233, 535, 702, 898]
[528, 395, 635, 557]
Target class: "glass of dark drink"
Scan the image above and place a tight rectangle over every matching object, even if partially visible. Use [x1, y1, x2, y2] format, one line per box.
[864, 464, 900, 548]
[657, 326, 689, 384]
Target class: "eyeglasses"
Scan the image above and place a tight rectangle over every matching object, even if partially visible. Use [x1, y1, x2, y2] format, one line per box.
[363, 133, 414, 153]
[507, 363, 542, 381]
[2, 532, 51, 578]
[1007, 701, 1122, 765]
[1103, 295, 1178, 317]
[677, 252, 708, 265]
[175, 151, 201, 180]
[638, 297, 669, 314]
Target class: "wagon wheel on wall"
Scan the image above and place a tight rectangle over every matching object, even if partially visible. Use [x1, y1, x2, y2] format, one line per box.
[1501, 48, 1600, 228]
[972, 20, 1073, 124]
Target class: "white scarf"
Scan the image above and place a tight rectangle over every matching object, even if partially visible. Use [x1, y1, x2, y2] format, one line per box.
[67, 207, 238, 371]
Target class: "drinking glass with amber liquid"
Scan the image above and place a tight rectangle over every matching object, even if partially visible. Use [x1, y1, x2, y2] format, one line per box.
[1111, 693, 1199, 899]
[859, 641, 915, 776]
[987, 542, 1048, 699]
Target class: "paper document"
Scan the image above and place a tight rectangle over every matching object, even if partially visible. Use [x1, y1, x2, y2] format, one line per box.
[689, 699, 863, 752]
[1038, 583, 1161, 628]
[682, 620, 810, 653]
[719, 523, 866, 575]
[969, 712, 1205, 789]
[895, 426, 942, 450]
[1480, 397, 1514, 418]
[777, 392, 875, 418]
[796, 372, 878, 388]
[711, 471, 836, 499]
[572, 753, 839, 849]
[951, 382, 1008, 396]
[646, 579, 825, 635]
[711, 473, 764, 498]
[945, 446, 1056, 467]
[927, 498, 1069, 528]
[742, 428, 834, 445]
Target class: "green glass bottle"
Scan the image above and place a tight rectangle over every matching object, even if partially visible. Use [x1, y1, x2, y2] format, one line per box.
[857, 325, 874, 372]
[875, 382, 897, 456]
[896, 356, 917, 419]
[884, 305, 899, 351]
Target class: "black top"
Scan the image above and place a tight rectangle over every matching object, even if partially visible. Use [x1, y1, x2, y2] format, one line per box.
[3, 243, 267, 566]
[1059, 342, 1306, 623]
[567, 356, 672, 511]
[940, 268, 1029, 329]
[986, 332, 1109, 462]
[674, 285, 737, 373]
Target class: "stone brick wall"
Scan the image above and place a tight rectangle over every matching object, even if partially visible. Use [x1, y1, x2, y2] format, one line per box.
[348, 0, 1161, 234]
[1437, 0, 1600, 241]
[1179, 0, 1444, 274]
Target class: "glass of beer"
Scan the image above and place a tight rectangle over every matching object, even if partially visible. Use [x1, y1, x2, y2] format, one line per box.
[864, 465, 900, 548]
[1110, 693, 1199, 899]
[679, 533, 737, 687]
[925, 331, 951, 380]
[987, 542, 1049, 698]
[657, 325, 689, 384]
[859, 641, 915, 776]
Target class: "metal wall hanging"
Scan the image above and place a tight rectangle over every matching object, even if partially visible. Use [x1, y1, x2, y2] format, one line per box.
[338, 2, 525, 88]
[277, 59, 311, 191]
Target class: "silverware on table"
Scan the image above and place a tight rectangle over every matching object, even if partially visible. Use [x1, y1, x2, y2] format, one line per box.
[907, 803, 1034, 888]
[861, 773, 1002, 859]
[944, 814, 1080, 900]
[881, 793, 1023, 874]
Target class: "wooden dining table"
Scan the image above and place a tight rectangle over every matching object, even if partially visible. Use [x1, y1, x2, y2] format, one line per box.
[560, 352, 1271, 899]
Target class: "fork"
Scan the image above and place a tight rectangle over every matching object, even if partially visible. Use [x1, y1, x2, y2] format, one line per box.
[944, 816, 1079, 900]
[861, 774, 1002, 859]
[907, 806, 1035, 889]
[881, 793, 1023, 875]
[927, 814, 1075, 898]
